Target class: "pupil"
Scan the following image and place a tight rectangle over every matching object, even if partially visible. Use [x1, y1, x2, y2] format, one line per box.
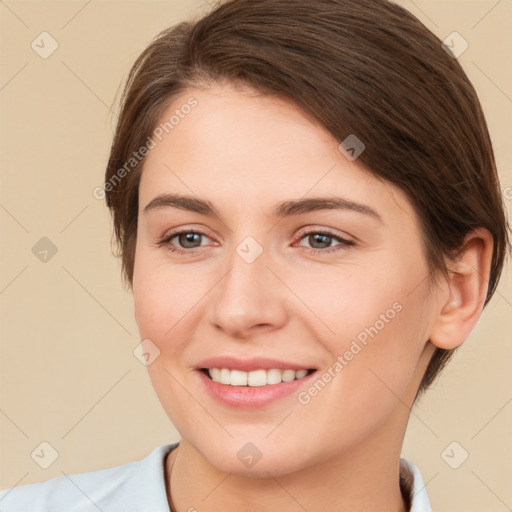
[181, 233, 199, 248]
[311, 233, 330, 248]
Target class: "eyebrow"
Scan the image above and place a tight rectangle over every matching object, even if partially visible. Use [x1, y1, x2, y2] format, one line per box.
[142, 193, 383, 223]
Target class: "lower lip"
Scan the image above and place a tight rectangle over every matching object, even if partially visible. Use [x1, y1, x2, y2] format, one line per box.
[196, 370, 317, 408]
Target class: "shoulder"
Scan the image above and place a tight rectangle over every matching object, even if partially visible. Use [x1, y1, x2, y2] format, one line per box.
[0, 443, 178, 512]
[0, 461, 136, 512]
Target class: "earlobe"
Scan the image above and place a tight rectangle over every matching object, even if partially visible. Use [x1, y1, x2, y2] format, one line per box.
[428, 228, 494, 350]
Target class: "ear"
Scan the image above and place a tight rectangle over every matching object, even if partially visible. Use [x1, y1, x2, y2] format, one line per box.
[429, 228, 494, 350]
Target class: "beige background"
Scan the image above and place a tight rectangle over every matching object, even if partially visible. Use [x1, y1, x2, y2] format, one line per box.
[0, 1, 511, 510]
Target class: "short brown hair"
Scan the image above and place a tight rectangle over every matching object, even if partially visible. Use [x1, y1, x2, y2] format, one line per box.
[104, 0, 511, 398]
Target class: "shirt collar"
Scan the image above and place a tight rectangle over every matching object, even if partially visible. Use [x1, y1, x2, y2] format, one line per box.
[134, 443, 176, 511]
[400, 458, 433, 512]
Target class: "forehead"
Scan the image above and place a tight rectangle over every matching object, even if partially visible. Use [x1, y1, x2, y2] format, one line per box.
[139, 83, 414, 226]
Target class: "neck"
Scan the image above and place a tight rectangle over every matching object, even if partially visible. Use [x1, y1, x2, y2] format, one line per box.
[165, 430, 409, 512]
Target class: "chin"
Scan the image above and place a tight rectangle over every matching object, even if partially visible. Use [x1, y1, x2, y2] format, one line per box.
[189, 435, 314, 478]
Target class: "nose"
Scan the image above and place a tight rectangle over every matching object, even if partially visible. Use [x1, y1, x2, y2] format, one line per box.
[209, 244, 288, 339]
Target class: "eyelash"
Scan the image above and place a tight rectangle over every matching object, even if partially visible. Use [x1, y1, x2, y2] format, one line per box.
[156, 228, 354, 256]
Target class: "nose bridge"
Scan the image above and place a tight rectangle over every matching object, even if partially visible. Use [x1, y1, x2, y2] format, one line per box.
[210, 235, 286, 337]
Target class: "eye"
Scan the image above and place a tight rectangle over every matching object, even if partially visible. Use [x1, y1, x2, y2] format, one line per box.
[156, 229, 213, 255]
[295, 229, 354, 255]
[156, 228, 354, 256]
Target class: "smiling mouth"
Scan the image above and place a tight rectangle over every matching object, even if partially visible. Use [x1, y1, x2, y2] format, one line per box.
[200, 368, 316, 387]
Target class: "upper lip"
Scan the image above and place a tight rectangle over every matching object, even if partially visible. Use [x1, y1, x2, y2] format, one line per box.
[196, 356, 316, 372]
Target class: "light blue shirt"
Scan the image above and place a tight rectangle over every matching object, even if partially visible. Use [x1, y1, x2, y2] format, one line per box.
[0, 443, 432, 511]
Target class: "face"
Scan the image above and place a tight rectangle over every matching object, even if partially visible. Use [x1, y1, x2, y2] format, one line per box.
[133, 82, 437, 476]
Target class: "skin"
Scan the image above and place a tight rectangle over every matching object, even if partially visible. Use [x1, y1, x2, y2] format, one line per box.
[132, 81, 493, 512]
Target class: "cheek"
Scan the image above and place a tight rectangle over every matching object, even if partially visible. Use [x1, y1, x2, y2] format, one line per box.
[133, 250, 211, 354]
[285, 261, 407, 346]
[132, 253, 208, 424]
[133, 246, 171, 346]
[297, 258, 430, 396]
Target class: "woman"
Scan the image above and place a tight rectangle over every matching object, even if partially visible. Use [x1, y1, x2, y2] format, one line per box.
[1, 0, 510, 510]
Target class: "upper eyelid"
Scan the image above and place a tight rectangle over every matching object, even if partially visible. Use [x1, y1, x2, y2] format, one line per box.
[295, 226, 353, 241]
[161, 226, 216, 242]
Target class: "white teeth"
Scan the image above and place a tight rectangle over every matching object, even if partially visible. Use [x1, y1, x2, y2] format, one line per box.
[206, 368, 312, 386]
[295, 369, 308, 379]
[247, 369, 266, 387]
[229, 369, 248, 386]
[266, 368, 282, 385]
[219, 368, 230, 385]
[281, 369, 296, 382]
